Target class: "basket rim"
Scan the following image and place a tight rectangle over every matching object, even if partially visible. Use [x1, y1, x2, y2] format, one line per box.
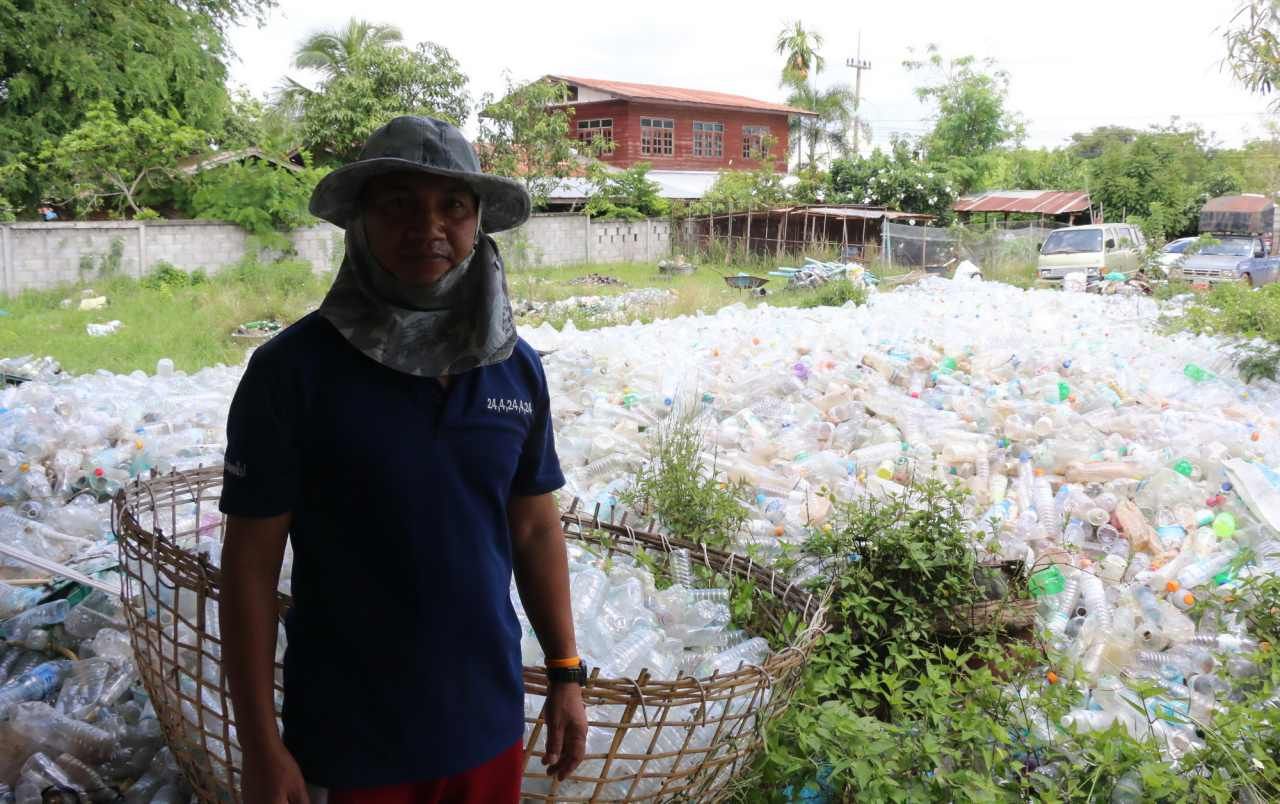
[112, 465, 828, 688]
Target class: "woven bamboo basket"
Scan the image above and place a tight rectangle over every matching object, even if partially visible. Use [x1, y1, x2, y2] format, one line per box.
[112, 467, 826, 803]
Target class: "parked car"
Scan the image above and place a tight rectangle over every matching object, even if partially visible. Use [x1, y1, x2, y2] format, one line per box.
[1170, 235, 1267, 285]
[1230, 255, 1280, 288]
[1156, 237, 1197, 275]
[1037, 223, 1146, 283]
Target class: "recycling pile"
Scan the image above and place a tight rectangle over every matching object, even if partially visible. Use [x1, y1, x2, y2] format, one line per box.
[529, 278, 1279, 760]
[0, 276, 1276, 794]
[0, 584, 186, 802]
[512, 288, 675, 325]
[567, 273, 627, 287]
[770, 258, 869, 290]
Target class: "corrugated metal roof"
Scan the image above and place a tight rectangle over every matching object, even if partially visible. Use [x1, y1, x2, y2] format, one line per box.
[548, 75, 818, 117]
[952, 190, 1091, 215]
[1201, 194, 1275, 213]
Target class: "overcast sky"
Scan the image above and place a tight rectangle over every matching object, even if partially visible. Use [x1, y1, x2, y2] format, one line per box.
[227, 0, 1275, 152]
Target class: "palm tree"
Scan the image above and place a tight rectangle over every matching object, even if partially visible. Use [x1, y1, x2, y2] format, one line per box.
[775, 21, 825, 88]
[294, 19, 403, 78]
[276, 19, 403, 109]
[786, 83, 858, 171]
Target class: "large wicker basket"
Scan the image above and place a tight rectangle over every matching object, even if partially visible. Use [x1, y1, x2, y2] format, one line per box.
[112, 467, 826, 803]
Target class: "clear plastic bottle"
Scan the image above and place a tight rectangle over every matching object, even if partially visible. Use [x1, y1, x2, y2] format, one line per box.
[0, 599, 68, 639]
[1175, 549, 1237, 591]
[668, 548, 695, 589]
[0, 582, 42, 619]
[52, 754, 111, 802]
[1045, 574, 1080, 635]
[1078, 574, 1110, 630]
[602, 628, 661, 678]
[0, 661, 70, 716]
[694, 637, 770, 677]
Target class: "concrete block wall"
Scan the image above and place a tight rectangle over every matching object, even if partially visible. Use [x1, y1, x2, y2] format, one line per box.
[0, 214, 670, 295]
[493, 214, 672, 268]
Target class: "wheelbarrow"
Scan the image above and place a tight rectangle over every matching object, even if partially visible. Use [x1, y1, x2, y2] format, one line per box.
[723, 274, 769, 291]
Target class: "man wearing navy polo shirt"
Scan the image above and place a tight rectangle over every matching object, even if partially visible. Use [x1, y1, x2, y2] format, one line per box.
[218, 117, 587, 804]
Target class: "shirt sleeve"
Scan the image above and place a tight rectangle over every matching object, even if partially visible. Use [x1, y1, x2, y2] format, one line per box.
[510, 353, 565, 498]
[219, 349, 302, 517]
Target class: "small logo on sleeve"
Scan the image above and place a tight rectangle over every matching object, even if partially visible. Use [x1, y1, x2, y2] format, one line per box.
[225, 460, 247, 478]
[487, 397, 533, 416]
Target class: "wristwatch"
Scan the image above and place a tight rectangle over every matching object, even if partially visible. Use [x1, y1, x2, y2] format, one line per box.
[546, 661, 588, 686]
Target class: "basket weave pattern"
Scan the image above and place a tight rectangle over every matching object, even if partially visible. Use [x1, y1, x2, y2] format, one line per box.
[112, 467, 825, 803]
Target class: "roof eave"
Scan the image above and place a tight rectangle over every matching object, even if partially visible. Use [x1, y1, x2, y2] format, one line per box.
[545, 74, 818, 117]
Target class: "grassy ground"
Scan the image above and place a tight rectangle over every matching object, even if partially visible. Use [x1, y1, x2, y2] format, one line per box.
[507, 260, 867, 329]
[0, 259, 331, 374]
[0, 256, 902, 375]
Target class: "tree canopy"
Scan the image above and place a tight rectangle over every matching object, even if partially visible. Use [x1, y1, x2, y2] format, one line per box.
[37, 102, 207, 216]
[297, 41, 470, 164]
[1224, 0, 1280, 106]
[786, 83, 858, 173]
[904, 46, 1024, 184]
[0, 0, 243, 208]
[776, 21, 825, 88]
[477, 77, 581, 209]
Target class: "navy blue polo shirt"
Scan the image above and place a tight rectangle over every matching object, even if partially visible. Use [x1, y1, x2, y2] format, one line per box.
[218, 312, 564, 789]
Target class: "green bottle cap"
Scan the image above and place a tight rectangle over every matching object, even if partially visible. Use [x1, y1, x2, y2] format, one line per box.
[1029, 566, 1066, 597]
[941, 357, 957, 373]
[1058, 382, 1070, 402]
[1173, 459, 1194, 478]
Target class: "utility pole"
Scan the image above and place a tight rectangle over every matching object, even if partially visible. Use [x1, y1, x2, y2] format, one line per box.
[845, 32, 872, 156]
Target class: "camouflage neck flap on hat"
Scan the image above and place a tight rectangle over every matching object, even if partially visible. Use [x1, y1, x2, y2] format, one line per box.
[316, 212, 517, 378]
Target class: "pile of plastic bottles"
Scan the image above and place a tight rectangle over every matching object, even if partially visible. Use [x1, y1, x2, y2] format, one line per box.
[530, 278, 1279, 763]
[520, 543, 769, 798]
[0, 275, 1277, 785]
[512, 288, 676, 326]
[0, 585, 184, 801]
[517, 543, 767, 679]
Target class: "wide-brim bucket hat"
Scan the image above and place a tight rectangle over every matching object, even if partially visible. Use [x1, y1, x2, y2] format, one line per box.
[309, 115, 531, 234]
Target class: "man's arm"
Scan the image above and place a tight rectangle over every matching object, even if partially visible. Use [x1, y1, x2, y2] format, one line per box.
[221, 513, 309, 804]
[509, 493, 587, 781]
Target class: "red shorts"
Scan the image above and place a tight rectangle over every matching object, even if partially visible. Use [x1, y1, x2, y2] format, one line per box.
[329, 741, 524, 804]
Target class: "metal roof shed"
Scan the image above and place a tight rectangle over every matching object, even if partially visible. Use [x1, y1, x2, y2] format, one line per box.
[953, 190, 1093, 225]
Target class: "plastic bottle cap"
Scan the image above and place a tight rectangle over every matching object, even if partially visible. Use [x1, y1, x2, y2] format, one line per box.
[18, 463, 28, 473]
[1252, 432, 1261, 442]
[1046, 671, 1059, 685]
[773, 526, 785, 537]
[94, 468, 104, 477]
[1165, 580, 1180, 593]
[1182, 593, 1195, 606]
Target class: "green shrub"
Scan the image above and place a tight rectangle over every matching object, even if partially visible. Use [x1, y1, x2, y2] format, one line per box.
[179, 158, 327, 246]
[584, 162, 670, 220]
[757, 482, 1280, 801]
[795, 280, 868, 309]
[618, 410, 748, 548]
[140, 262, 194, 290]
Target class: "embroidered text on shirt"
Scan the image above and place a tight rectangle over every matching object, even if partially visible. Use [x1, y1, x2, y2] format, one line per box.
[487, 397, 533, 416]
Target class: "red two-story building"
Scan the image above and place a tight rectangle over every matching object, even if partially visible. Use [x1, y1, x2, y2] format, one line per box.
[543, 75, 815, 175]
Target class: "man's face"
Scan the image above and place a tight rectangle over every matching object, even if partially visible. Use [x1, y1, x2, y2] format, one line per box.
[361, 172, 479, 285]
